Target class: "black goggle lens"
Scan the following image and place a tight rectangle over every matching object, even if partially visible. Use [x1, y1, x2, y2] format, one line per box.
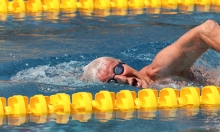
[114, 62, 124, 75]
[107, 62, 125, 83]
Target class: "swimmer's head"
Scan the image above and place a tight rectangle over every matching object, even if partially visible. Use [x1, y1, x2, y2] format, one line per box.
[83, 57, 149, 88]
[83, 57, 120, 82]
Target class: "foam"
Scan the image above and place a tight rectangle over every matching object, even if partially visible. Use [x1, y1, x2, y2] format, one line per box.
[10, 61, 97, 87]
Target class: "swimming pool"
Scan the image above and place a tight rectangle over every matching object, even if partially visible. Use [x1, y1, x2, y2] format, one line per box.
[1, 1, 220, 131]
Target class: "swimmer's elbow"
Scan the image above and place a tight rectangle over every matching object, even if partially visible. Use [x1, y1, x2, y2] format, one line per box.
[199, 20, 220, 51]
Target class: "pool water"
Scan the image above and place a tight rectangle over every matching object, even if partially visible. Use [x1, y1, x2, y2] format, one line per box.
[0, 7, 220, 131]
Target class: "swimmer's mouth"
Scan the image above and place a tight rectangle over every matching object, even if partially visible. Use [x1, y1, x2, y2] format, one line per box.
[131, 78, 141, 87]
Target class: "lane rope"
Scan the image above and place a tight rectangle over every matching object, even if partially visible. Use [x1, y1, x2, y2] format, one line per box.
[0, 0, 217, 13]
[0, 86, 220, 116]
[0, 85, 219, 125]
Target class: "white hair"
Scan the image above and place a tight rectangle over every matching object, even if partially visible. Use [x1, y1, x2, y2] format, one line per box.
[83, 57, 119, 82]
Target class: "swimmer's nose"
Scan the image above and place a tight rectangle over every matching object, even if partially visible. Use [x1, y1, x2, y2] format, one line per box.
[114, 75, 127, 84]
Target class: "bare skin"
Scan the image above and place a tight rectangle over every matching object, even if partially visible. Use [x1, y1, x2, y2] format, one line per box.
[95, 20, 220, 88]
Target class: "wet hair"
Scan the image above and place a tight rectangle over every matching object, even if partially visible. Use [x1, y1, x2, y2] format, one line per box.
[83, 57, 119, 82]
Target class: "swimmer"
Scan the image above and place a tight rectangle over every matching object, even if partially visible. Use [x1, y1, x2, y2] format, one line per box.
[83, 20, 220, 88]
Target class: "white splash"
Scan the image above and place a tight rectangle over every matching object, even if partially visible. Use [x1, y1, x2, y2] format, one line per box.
[10, 61, 97, 87]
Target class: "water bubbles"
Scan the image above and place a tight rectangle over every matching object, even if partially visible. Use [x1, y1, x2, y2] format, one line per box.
[80, 55, 85, 59]
[64, 54, 68, 57]
[9, 53, 16, 60]
[10, 61, 96, 87]
[136, 54, 153, 61]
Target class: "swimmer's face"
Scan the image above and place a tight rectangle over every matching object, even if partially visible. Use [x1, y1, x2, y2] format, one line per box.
[97, 60, 149, 88]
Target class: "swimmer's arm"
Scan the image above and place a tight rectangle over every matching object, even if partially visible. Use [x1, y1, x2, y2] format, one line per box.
[141, 20, 220, 77]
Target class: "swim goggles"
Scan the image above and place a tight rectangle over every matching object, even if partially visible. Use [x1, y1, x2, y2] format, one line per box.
[108, 62, 125, 83]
